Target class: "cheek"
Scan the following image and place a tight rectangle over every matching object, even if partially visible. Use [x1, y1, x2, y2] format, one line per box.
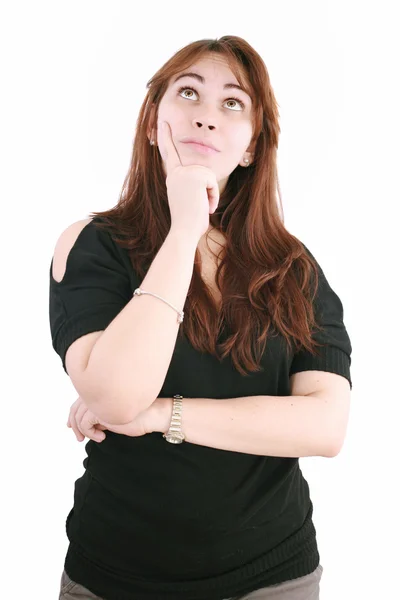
[156, 112, 186, 163]
[231, 123, 253, 149]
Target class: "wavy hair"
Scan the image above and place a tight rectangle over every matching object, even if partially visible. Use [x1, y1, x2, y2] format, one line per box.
[90, 35, 324, 376]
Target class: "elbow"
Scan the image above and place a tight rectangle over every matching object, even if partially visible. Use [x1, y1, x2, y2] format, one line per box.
[77, 363, 157, 425]
[79, 391, 134, 426]
[88, 381, 153, 426]
[88, 389, 147, 426]
[93, 406, 136, 426]
[66, 359, 135, 425]
[323, 435, 346, 458]
[320, 405, 349, 458]
[75, 379, 141, 426]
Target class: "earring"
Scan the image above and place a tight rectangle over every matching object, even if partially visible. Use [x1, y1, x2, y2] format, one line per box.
[243, 157, 249, 166]
[150, 139, 155, 146]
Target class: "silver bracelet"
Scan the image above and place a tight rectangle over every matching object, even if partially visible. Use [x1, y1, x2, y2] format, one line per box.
[133, 288, 184, 324]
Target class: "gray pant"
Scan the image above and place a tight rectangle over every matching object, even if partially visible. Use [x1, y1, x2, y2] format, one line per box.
[59, 564, 323, 599]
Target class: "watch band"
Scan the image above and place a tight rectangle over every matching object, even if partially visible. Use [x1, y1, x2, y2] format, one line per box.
[163, 395, 185, 444]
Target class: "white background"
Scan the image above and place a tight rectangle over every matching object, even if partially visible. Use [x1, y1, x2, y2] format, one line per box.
[1, 1, 399, 598]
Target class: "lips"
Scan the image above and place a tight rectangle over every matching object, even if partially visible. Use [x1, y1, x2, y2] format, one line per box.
[181, 138, 220, 152]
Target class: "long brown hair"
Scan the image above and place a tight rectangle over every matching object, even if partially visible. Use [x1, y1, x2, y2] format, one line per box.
[90, 35, 324, 376]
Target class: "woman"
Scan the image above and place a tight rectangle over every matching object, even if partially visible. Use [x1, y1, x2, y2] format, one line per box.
[50, 35, 352, 600]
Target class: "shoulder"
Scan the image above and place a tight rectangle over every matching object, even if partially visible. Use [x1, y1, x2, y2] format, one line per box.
[54, 218, 94, 248]
[52, 218, 93, 282]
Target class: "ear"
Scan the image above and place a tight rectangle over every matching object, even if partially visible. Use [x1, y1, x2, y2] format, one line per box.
[147, 104, 158, 144]
[240, 150, 255, 167]
[240, 138, 256, 167]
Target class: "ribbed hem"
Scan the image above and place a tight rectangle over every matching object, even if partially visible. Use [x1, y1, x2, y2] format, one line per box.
[54, 305, 125, 373]
[290, 345, 352, 389]
[63, 507, 319, 600]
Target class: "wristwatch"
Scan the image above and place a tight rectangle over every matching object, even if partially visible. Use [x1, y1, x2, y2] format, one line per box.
[163, 395, 185, 444]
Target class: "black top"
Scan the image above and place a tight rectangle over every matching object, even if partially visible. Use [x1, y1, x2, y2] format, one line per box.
[49, 218, 352, 600]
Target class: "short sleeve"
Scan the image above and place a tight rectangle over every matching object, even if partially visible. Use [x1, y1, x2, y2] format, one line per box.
[289, 244, 353, 390]
[49, 218, 133, 374]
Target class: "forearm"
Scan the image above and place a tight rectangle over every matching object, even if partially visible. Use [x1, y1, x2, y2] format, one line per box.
[83, 230, 198, 425]
[158, 394, 339, 458]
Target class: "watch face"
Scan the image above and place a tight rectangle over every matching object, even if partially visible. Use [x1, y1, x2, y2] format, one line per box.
[166, 434, 183, 444]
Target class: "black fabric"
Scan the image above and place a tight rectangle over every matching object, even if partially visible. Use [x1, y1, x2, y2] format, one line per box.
[49, 218, 352, 600]
[49, 219, 133, 373]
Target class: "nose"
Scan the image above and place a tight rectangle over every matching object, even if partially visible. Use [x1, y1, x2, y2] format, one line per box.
[192, 119, 216, 131]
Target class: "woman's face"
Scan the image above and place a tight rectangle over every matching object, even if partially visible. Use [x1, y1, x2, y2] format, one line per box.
[154, 54, 254, 193]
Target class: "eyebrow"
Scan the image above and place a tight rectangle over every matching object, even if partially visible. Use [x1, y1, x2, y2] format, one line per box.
[172, 72, 251, 98]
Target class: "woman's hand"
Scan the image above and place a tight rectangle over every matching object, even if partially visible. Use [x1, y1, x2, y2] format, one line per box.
[161, 121, 219, 240]
[67, 396, 171, 442]
[67, 396, 104, 442]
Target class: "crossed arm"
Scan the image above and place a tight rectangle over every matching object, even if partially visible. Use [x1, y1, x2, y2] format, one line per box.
[69, 370, 351, 458]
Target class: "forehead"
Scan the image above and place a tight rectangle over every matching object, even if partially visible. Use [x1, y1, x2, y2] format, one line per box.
[185, 55, 238, 79]
[169, 53, 248, 88]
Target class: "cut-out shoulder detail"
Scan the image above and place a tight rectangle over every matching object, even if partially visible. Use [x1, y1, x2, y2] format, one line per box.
[52, 218, 93, 283]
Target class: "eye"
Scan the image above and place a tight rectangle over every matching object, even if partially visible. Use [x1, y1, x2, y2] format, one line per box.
[224, 98, 245, 111]
[177, 86, 245, 111]
[178, 87, 198, 100]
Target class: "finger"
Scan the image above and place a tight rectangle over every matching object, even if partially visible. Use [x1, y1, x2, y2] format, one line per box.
[72, 403, 87, 442]
[161, 121, 182, 175]
[81, 411, 106, 443]
[75, 403, 106, 442]
[67, 397, 81, 427]
[67, 397, 82, 431]
[69, 399, 105, 443]
[206, 175, 220, 213]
